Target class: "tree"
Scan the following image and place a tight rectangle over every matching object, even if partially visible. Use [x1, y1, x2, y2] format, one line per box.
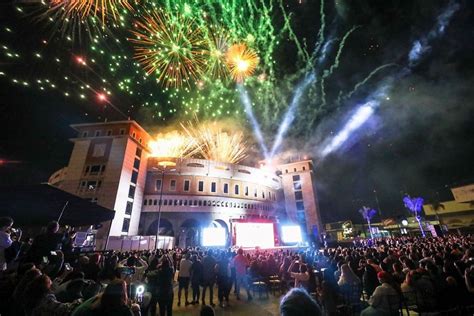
[403, 196, 425, 237]
[359, 206, 377, 239]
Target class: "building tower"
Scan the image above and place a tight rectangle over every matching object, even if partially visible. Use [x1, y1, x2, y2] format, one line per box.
[51, 121, 152, 246]
[277, 159, 323, 239]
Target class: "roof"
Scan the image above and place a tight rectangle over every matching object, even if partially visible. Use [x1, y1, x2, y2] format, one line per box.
[0, 184, 115, 227]
[70, 120, 151, 138]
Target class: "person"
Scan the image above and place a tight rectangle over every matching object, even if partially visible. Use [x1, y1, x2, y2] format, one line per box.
[190, 254, 203, 305]
[82, 253, 101, 282]
[200, 305, 215, 316]
[151, 257, 174, 316]
[215, 252, 231, 307]
[280, 287, 322, 316]
[201, 250, 216, 306]
[338, 264, 362, 310]
[232, 248, 252, 301]
[361, 271, 400, 316]
[318, 268, 340, 316]
[72, 279, 139, 316]
[288, 258, 309, 288]
[27, 221, 65, 264]
[23, 274, 81, 316]
[177, 252, 192, 306]
[0, 217, 14, 271]
[363, 263, 379, 297]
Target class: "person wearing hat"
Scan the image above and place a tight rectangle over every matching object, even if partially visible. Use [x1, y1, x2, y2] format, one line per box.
[361, 271, 401, 316]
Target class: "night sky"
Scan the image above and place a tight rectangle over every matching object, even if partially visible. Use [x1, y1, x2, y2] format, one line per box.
[0, 0, 473, 224]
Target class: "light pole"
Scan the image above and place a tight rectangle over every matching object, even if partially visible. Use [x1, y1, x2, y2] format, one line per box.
[153, 160, 177, 250]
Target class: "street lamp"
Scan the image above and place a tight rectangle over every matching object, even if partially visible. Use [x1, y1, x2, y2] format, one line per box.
[153, 160, 177, 249]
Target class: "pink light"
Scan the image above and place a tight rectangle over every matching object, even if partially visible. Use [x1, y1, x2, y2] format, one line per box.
[97, 93, 107, 102]
[76, 56, 86, 65]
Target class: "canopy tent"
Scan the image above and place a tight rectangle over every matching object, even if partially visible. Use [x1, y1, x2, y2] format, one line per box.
[0, 183, 115, 227]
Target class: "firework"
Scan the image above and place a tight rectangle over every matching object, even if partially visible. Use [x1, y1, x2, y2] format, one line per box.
[225, 43, 259, 82]
[39, 0, 137, 39]
[182, 120, 248, 164]
[130, 9, 208, 88]
[204, 28, 230, 79]
[149, 131, 198, 158]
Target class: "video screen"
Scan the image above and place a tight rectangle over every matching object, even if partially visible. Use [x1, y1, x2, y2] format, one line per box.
[202, 227, 226, 247]
[235, 222, 274, 248]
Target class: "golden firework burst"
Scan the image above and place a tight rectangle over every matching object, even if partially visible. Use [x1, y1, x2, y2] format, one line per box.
[225, 43, 259, 82]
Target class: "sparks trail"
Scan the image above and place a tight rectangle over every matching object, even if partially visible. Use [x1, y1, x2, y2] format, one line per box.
[319, 1, 460, 158]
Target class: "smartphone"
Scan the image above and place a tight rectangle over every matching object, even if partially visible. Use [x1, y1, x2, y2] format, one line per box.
[50, 251, 57, 256]
[42, 256, 49, 264]
[64, 263, 71, 271]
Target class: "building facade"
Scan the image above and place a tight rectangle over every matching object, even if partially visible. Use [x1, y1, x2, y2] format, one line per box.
[50, 120, 323, 248]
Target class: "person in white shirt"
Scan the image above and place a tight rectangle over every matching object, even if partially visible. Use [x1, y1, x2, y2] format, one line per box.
[361, 271, 401, 316]
[288, 258, 310, 289]
[178, 252, 193, 306]
[0, 217, 14, 271]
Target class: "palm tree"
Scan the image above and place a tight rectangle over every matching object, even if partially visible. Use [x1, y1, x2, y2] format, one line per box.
[359, 206, 377, 239]
[403, 196, 425, 237]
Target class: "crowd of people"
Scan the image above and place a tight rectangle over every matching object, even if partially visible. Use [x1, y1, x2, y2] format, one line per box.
[1, 215, 474, 316]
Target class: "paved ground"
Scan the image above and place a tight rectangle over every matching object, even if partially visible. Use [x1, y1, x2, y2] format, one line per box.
[171, 287, 283, 316]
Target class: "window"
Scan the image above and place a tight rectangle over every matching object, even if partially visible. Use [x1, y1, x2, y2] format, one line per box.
[128, 185, 135, 199]
[293, 175, 301, 181]
[133, 158, 140, 170]
[155, 179, 162, 191]
[295, 191, 303, 200]
[82, 131, 88, 138]
[163, 200, 168, 206]
[122, 218, 130, 233]
[170, 179, 176, 191]
[302, 166, 306, 171]
[120, 129, 125, 135]
[153, 200, 157, 205]
[132, 132, 136, 139]
[131, 170, 139, 184]
[90, 165, 101, 175]
[211, 182, 217, 193]
[80, 181, 86, 188]
[296, 201, 305, 211]
[296, 211, 306, 222]
[245, 186, 249, 196]
[174, 200, 178, 206]
[87, 180, 98, 190]
[198, 200, 202, 206]
[184, 180, 190, 192]
[262, 191, 265, 199]
[285, 169, 288, 174]
[293, 181, 302, 190]
[107, 130, 112, 136]
[95, 130, 101, 137]
[125, 201, 133, 215]
[139, 138, 142, 144]
[92, 144, 106, 157]
[184, 200, 188, 206]
[101, 165, 106, 173]
[223, 183, 229, 194]
[198, 181, 204, 192]
[187, 163, 205, 168]
[144, 199, 148, 206]
[294, 168, 297, 172]
[136, 147, 142, 158]
[254, 188, 257, 197]
[84, 166, 90, 174]
[234, 185, 239, 195]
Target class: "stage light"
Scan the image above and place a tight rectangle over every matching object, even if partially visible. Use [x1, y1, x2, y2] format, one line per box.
[202, 227, 226, 247]
[235, 222, 274, 248]
[401, 219, 408, 226]
[281, 225, 303, 244]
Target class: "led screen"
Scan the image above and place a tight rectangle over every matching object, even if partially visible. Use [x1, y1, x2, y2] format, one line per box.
[281, 225, 302, 243]
[202, 227, 226, 247]
[235, 222, 274, 248]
